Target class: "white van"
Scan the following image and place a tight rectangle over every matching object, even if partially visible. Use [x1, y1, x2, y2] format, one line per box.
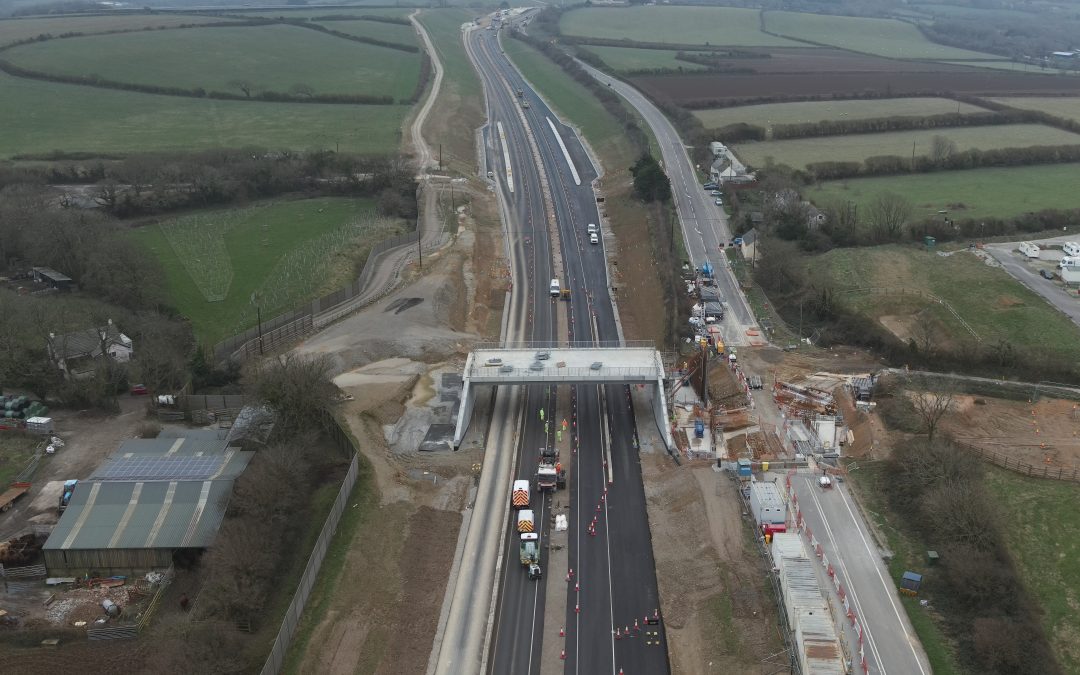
[1064, 242, 1080, 257]
[549, 278, 561, 297]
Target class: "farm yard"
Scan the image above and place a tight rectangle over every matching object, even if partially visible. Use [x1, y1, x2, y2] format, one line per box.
[0, 71, 406, 158]
[559, 6, 801, 47]
[760, 11, 995, 60]
[820, 245, 1080, 361]
[693, 97, 984, 129]
[732, 124, 1080, 169]
[3, 24, 421, 100]
[128, 197, 402, 344]
[807, 163, 1080, 222]
[991, 96, 1080, 122]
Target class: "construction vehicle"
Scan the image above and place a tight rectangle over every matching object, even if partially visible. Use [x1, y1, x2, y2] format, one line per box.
[0, 482, 31, 512]
[59, 479, 78, 514]
[516, 88, 524, 98]
[517, 509, 535, 533]
[512, 479, 530, 508]
[539, 446, 566, 488]
[520, 532, 539, 566]
[528, 562, 543, 580]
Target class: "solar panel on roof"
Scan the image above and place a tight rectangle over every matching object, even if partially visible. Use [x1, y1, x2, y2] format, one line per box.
[90, 455, 226, 481]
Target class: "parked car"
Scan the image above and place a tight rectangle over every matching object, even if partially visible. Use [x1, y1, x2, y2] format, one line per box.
[703, 183, 718, 190]
[130, 384, 148, 395]
[710, 190, 723, 196]
[590, 232, 599, 245]
[1040, 269, 1055, 280]
[714, 198, 723, 206]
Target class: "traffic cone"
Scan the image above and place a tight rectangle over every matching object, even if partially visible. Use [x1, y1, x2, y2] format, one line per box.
[560, 650, 566, 660]
[575, 582, 580, 592]
[615, 627, 622, 640]
[596, 503, 601, 511]
[575, 603, 580, 614]
[634, 619, 640, 632]
[625, 626, 630, 637]
[559, 627, 565, 637]
[601, 493, 606, 502]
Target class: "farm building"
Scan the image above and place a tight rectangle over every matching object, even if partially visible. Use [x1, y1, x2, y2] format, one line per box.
[46, 319, 133, 379]
[30, 266, 74, 291]
[43, 435, 252, 576]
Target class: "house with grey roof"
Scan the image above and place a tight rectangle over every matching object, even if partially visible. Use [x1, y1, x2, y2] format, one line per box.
[46, 319, 133, 379]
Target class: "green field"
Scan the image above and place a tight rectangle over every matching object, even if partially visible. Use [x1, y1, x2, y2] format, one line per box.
[694, 97, 982, 129]
[985, 468, 1080, 674]
[316, 18, 417, 45]
[231, 7, 413, 20]
[734, 124, 1080, 169]
[0, 71, 406, 158]
[559, 6, 802, 47]
[583, 45, 706, 72]
[6, 24, 420, 99]
[762, 10, 995, 59]
[0, 13, 235, 46]
[504, 37, 637, 167]
[822, 245, 1080, 359]
[992, 96, 1080, 121]
[808, 163, 1080, 222]
[128, 198, 400, 344]
[946, 60, 1078, 74]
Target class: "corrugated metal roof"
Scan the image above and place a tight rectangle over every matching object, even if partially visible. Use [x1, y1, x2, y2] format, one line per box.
[157, 428, 228, 441]
[44, 479, 235, 551]
[113, 437, 230, 457]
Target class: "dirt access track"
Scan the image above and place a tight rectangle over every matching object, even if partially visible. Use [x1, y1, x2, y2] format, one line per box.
[943, 394, 1080, 470]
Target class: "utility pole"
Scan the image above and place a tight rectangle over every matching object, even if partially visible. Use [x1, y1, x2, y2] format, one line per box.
[439, 144, 443, 171]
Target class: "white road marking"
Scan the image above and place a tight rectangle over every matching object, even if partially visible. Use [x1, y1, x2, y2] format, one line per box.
[546, 117, 580, 185]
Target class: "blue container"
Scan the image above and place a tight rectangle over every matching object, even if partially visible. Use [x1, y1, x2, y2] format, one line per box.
[694, 420, 705, 438]
[737, 459, 752, 477]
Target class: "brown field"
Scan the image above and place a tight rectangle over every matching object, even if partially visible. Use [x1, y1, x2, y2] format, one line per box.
[634, 67, 1080, 105]
[708, 47, 979, 74]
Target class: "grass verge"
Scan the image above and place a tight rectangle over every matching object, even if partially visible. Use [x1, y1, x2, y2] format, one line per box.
[280, 451, 376, 674]
[0, 434, 40, 487]
[844, 460, 964, 675]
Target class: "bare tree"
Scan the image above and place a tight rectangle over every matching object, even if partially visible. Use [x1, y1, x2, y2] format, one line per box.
[929, 134, 957, 164]
[228, 78, 253, 98]
[912, 310, 936, 354]
[911, 387, 955, 442]
[289, 83, 315, 98]
[868, 192, 913, 242]
[251, 353, 339, 438]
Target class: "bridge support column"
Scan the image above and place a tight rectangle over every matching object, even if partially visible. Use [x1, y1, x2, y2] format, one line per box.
[453, 375, 475, 449]
[652, 377, 675, 452]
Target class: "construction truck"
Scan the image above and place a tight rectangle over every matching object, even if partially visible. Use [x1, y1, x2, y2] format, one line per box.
[517, 509, 535, 533]
[537, 447, 566, 491]
[512, 479, 530, 509]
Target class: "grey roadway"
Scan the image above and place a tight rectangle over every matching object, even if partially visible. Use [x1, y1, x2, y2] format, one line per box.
[790, 471, 931, 675]
[468, 23, 670, 675]
[984, 235, 1080, 330]
[577, 61, 757, 348]
[429, 18, 558, 675]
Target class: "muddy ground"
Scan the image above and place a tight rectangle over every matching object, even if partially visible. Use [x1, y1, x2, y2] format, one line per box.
[943, 394, 1080, 469]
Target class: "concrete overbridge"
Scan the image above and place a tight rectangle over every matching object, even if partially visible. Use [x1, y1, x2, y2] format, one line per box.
[454, 343, 675, 450]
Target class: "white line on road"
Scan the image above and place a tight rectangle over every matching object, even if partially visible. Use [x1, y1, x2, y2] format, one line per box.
[497, 121, 515, 194]
[546, 117, 580, 186]
[837, 484, 930, 675]
[804, 477, 885, 674]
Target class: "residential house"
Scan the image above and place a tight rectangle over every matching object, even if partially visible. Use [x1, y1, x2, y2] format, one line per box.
[740, 228, 759, 262]
[47, 319, 133, 379]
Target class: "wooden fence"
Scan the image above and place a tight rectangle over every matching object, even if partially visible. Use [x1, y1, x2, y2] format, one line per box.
[955, 440, 1080, 483]
[838, 286, 981, 341]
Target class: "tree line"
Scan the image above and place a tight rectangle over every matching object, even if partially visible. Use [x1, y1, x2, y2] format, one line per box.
[0, 149, 419, 220]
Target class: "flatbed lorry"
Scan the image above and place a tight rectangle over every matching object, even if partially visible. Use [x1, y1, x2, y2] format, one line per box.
[0, 482, 31, 512]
